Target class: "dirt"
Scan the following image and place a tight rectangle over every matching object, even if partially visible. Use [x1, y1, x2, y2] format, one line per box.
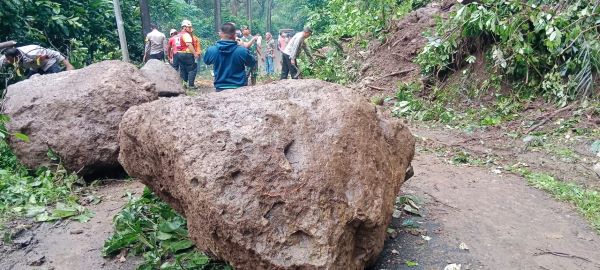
[350, 3, 454, 96]
[371, 150, 600, 270]
[0, 180, 145, 270]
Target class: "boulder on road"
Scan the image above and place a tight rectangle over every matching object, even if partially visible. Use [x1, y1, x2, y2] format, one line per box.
[3, 60, 157, 177]
[118, 79, 415, 269]
[140, 59, 185, 97]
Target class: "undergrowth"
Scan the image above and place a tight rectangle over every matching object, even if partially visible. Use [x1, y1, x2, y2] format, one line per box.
[103, 187, 231, 270]
[417, 0, 600, 105]
[0, 140, 91, 228]
[305, 0, 431, 83]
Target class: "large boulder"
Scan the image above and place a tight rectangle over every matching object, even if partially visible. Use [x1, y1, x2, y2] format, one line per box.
[140, 59, 185, 97]
[3, 60, 157, 177]
[118, 79, 415, 269]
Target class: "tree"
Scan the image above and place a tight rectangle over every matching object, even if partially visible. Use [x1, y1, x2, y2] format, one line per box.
[139, 0, 152, 35]
[113, 0, 130, 62]
[231, 0, 239, 17]
[215, 0, 222, 33]
[246, 0, 252, 29]
[265, 0, 273, 33]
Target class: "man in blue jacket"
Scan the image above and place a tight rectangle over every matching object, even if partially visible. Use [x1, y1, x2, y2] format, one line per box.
[204, 23, 256, 92]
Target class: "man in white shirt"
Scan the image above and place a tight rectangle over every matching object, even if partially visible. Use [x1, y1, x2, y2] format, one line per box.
[281, 27, 313, 79]
[0, 45, 74, 78]
[143, 24, 167, 62]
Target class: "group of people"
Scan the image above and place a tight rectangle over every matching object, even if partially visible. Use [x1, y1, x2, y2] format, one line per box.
[143, 20, 202, 89]
[203, 22, 312, 91]
[147, 20, 313, 91]
[0, 20, 313, 93]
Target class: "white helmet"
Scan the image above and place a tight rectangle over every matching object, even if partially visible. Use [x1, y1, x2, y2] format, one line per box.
[181, 20, 192, 27]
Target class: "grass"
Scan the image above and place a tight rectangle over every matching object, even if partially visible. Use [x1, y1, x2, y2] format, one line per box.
[103, 187, 231, 270]
[516, 169, 600, 232]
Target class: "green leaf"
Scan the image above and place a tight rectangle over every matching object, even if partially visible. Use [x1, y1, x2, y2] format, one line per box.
[13, 133, 30, 142]
[405, 260, 419, 267]
[159, 220, 183, 233]
[156, 231, 173, 241]
[164, 239, 194, 253]
[590, 140, 600, 154]
[102, 232, 138, 256]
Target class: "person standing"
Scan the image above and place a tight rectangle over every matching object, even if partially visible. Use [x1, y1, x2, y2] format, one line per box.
[278, 32, 288, 52]
[264, 32, 276, 76]
[188, 27, 203, 88]
[0, 45, 74, 78]
[203, 23, 256, 92]
[281, 27, 313, 79]
[239, 26, 262, 86]
[143, 24, 167, 62]
[174, 20, 199, 88]
[166, 29, 178, 66]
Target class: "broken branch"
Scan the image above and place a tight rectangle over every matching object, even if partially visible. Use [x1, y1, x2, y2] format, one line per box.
[525, 103, 576, 134]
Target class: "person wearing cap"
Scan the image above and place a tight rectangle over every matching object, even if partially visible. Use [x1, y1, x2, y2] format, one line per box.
[0, 45, 74, 78]
[239, 26, 262, 86]
[281, 27, 313, 79]
[143, 23, 167, 62]
[174, 20, 199, 88]
[203, 23, 256, 91]
[166, 29, 178, 65]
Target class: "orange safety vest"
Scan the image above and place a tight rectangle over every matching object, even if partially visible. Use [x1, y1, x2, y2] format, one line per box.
[192, 35, 201, 53]
[174, 33, 192, 53]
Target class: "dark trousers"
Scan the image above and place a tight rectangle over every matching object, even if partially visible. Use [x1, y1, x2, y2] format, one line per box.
[280, 53, 300, 79]
[176, 53, 195, 87]
[148, 52, 164, 61]
[27, 62, 62, 78]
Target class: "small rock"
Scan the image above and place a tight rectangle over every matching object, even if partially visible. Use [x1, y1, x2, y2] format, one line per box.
[28, 255, 45, 266]
[70, 229, 84, 235]
[444, 263, 462, 270]
[593, 163, 600, 177]
[421, 235, 432, 241]
[392, 209, 402, 218]
[391, 249, 399, 254]
[459, 242, 469, 250]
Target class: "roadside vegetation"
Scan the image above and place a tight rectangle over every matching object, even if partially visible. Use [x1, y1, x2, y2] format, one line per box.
[103, 187, 230, 270]
[0, 126, 92, 241]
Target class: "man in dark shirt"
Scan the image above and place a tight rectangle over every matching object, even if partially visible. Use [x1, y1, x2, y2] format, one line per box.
[203, 23, 256, 92]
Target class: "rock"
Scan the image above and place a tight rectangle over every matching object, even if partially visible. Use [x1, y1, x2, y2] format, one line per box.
[28, 255, 45, 266]
[140, 59, 185, 97]
[118, 79, 415, 269]
[593, 163, 600, 177]
[3, 60, 157, 177]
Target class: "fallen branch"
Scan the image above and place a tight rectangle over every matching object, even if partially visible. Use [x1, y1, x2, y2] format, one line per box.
[366, 85, 389, 91]
[533, 249, 594, 264]
[380, 68, 416, 79]
[525, 103, 576, 134]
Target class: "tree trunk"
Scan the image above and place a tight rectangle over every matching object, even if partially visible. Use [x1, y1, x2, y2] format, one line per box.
[247, 0, 252, 30]
[215, 0, 222, 33]
[231, 0, 238, 17]
[113, 0, 130, 62]
[139, 0, 151, 36]
[265, 0, 272, 33]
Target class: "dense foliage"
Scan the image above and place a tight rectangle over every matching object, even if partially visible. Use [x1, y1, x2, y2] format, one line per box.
[416, 0, 600, 105]
[304, 0, 430, 83]
[103, 187, 230, 270]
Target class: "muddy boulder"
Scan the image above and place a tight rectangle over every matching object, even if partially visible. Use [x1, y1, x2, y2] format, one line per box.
[140, 59, 185, 97]
[3, 60, 157, 177]
[118, 79, 415, 269]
